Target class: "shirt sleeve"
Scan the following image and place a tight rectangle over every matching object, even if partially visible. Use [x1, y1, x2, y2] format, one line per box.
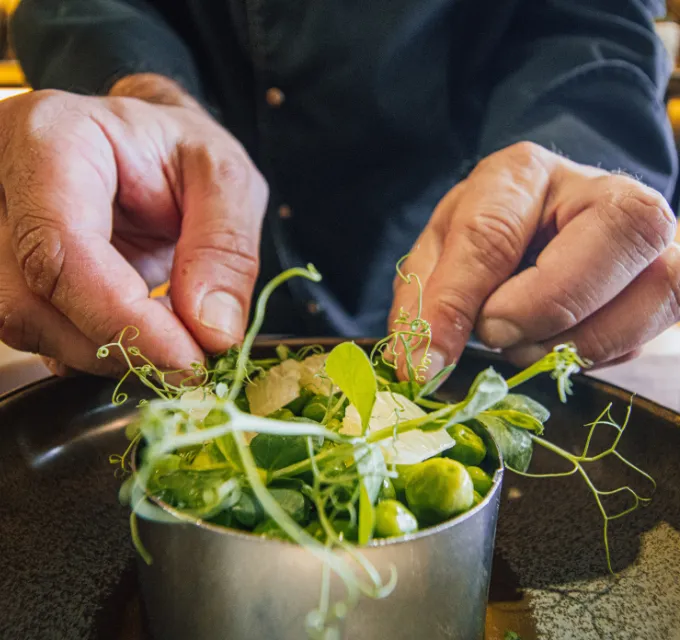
[477, 0, 678, 201]
[11, 0, 204, 99]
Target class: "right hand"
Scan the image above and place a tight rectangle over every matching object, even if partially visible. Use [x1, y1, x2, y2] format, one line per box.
[0, 76, 269, 376]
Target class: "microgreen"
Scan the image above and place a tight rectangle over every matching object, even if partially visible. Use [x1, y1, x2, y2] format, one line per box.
[102, 258, 655, 638]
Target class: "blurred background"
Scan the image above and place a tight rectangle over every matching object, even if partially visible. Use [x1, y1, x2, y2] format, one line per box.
[3, 0, 680, 172]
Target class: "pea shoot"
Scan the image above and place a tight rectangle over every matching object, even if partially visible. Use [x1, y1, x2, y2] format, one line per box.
[101, 259, 655, 638]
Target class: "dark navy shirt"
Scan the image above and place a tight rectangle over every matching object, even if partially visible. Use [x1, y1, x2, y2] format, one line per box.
[12, 0, 678, 337]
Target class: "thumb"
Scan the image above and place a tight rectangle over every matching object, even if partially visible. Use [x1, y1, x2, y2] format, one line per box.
[171, 141, 269, 353]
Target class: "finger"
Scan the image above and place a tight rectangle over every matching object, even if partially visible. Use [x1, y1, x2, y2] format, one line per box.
[388, 189, 457, 331]
[42, 357, 78, 378]
[396, 142, 556, 377]
[1, 97, 203, 370]
[0, 253, 126, 377]
[477, 173, 676, 349]
[503, 243, 680, 367]
[170, 138, 268, 353]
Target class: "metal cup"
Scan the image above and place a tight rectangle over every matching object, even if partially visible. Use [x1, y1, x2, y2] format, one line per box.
[133, 338, 503, 639]
[135, 467, 502, 640]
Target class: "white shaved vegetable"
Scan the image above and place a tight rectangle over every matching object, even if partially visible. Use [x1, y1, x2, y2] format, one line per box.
[342, 392, 455, 465]
[246, 354, 335, 417]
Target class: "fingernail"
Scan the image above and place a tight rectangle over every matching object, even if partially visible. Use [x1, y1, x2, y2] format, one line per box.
[200, 290, 243, 337]
[413, 348, 448, 382]
[505, 343, 548, 368]
[477, 318, 524, 349]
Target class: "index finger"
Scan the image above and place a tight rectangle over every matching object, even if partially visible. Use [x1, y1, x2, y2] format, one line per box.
[392, 143, 555, 376]
[1, 106, 202, 370]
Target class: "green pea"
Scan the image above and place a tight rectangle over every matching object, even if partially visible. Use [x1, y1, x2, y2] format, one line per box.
[326, 418, 343, 432]
[374, 500, 418, 538]
[331, 519, 357, 542]
[444, 424, 487, 466]
[234, 393, 250, 414]
[267, 408, 296, 421]
[285, 388, 315, 416]
[204, 408, 229, 427]
[405, 458, 474, 525]
[253, 519, 293, 542]
[466, 466, 493, 495]
[302, 394, 331, 422]
[305, 520, 325, 541]
[379, 477, 397, 501]
[305, 519, 357, 543]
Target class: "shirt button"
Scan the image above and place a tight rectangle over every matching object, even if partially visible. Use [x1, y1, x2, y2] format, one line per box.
[266, 87, 285, 107]
[306, 301, 321, 315]
[278, 204, 292, 219]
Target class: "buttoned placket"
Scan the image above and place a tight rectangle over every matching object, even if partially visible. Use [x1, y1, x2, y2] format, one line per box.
[244, 0, 323, 332]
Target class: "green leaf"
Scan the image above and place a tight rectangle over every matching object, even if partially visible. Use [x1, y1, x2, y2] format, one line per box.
[504, 632, 522, 640]
[441, 368, 509, 429]
[325, 342, 377, 433]
[250, 433, 321, 471]
[358, 482, 376, 545]
[473, 414, 533, 472]
[492, 394, 550, 423]
[481, 409, 544, 435]
[416, 362, 457, 399]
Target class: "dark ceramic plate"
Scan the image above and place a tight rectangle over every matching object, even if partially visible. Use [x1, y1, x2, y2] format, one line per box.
[1, 342, 679, 640]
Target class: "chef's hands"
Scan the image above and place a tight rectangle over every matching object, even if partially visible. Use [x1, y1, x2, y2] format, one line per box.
[0, 74, 268, 376]
[392, 142, 679, 378]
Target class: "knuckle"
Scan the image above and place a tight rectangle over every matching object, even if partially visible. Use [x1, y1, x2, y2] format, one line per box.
[539, 282, 588, 334]
[479, 141, 544, 174]
[659, 244, 680, 322]
[601, 178, 676, 259]
[12, 215, 66, 302]
[187, 141, 256, 196]
[461, 210, 526, 274]
[576, 325, 621, 364]
[178, 228, 260, 283]
[432, 289, 476, 336]
[0, 299, 41, 354]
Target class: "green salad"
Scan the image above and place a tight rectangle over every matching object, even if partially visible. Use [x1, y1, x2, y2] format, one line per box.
[103, 260, 654, 639]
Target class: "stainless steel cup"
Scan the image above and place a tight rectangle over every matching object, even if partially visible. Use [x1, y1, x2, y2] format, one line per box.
[134, 338, 503, 640]
[135, 467, 502, 640]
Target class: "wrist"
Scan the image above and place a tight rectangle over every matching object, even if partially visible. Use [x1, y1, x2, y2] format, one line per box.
[108, 73, 203, 112]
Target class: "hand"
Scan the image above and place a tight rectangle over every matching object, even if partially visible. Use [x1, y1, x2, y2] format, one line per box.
[0, 74, 268, 376]
[392, 142, 679, 378]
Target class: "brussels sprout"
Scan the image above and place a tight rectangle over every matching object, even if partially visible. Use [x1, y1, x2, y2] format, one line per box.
[444, 424, 487, 466]
[405, 458, 474, 525]
[466, 466, 493, 495]
[374, 500, 418, 538]
[472, 491, 483, 507]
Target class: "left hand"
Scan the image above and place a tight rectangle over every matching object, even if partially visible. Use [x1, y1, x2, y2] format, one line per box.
[391, 142, 679, 378]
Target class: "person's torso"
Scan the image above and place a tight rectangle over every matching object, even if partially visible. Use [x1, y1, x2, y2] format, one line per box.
[162, 0, 520, 336]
